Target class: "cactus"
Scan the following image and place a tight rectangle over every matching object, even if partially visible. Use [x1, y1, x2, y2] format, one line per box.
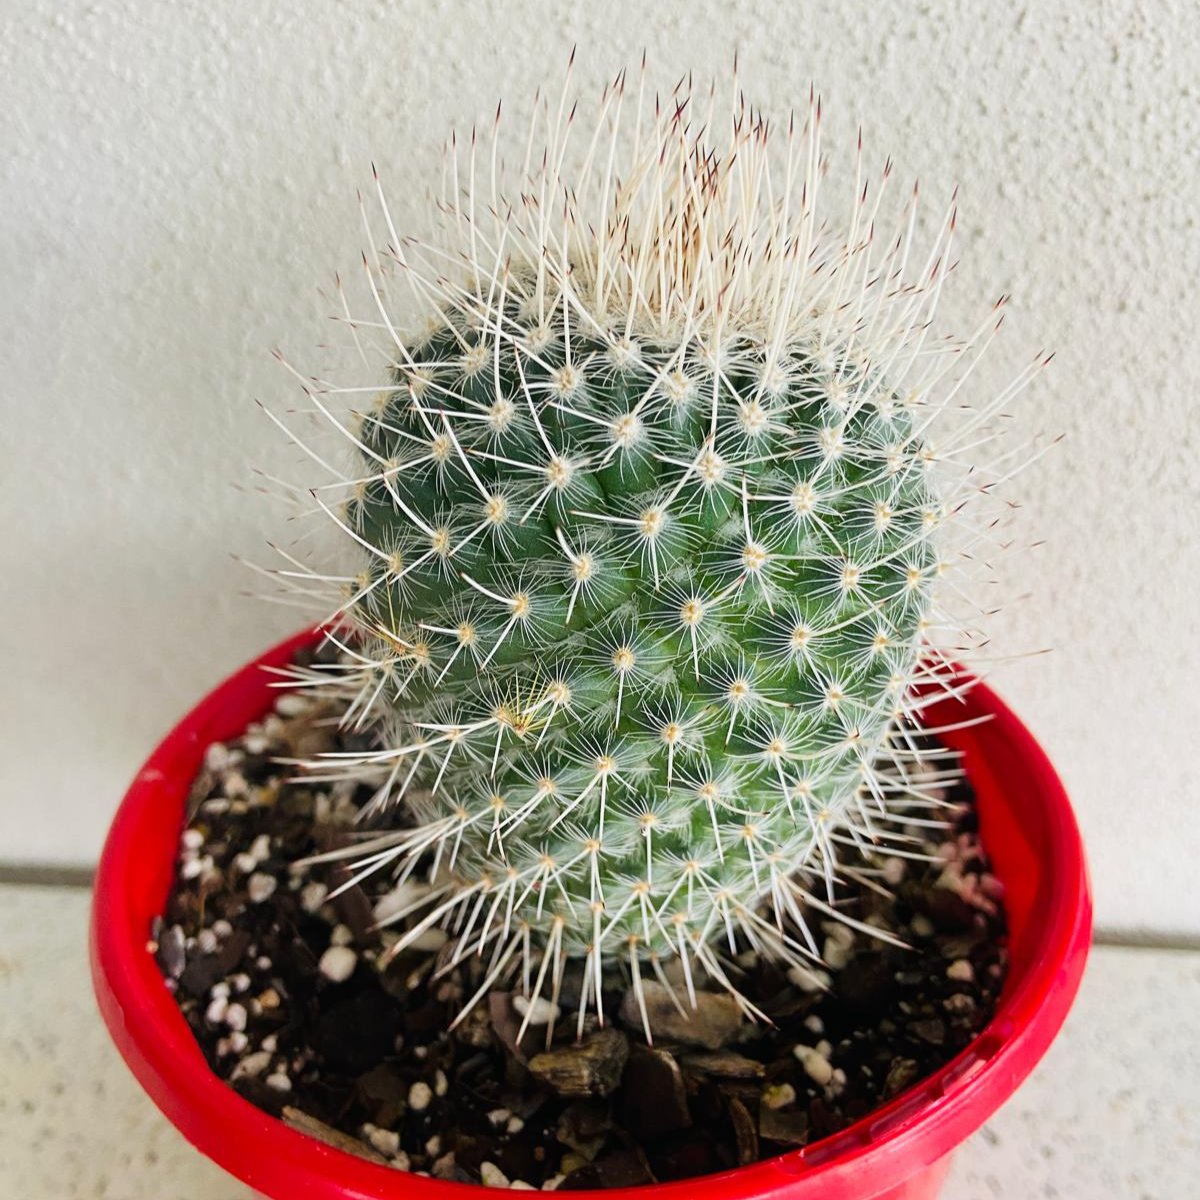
[274, 67, 1041, 1034]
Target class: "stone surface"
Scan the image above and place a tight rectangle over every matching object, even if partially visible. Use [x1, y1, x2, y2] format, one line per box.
[1, 885, 1197, 1197]
[527, 1029, 630, 1099]
[620, 982, 744, 1050]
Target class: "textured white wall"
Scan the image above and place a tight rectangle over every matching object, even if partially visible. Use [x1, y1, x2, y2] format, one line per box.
[2, 1, 1197, 936]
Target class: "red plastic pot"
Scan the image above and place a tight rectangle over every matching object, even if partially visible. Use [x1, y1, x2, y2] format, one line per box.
[91, 626, 1091, 1200]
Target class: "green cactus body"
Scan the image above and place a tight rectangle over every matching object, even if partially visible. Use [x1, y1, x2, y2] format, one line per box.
[335, 300, 938, 963]
[280, 73, 1025, 1020]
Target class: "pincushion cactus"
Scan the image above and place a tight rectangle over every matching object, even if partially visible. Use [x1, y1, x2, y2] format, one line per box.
[274, 66, 1041, 1036]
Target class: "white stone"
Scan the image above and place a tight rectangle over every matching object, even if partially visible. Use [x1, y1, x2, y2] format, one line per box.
[299, 881, 328, 913]
[204, 743, 231, 772]
[371, 881, 429, 924]
[513, 995, 560, 1025]
[232, 1056, 273, 1084]
[265, 1073, 292, 1093]
[787, 965, 832, 993]
[407, 1081, 432, 1112]
[246, 873, 277, 904]
[480, 1162, 510, 1188]
[793, 1044, 834, 1087]
[822, 936, 852, 971]
[367, 1127, 400, 1156]
[330, 923, 354, 947]
[318, 945, 357, 983]
[408, 927, 448, 952]
[947, 959, 975, 983]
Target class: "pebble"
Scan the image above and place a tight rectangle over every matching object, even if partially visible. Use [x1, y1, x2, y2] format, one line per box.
[618, 982, 743, 1050]
[793, 1044, 834, 1087]
[223, 771, 248, 797]
[249, 833, 272, 863]
[528, 1029, 630, 1098]
[265, 1072, 292, 1093]
[181, 828, 205, 851]
[947, 959, 975, 983]
[881, 856, 906, 885]
[205, 996, 228, 1025]
[318, 945, 358, 983]
[409, 927, 449, 952]
[158, 924, 186, 978]
[910, 914, 936, 938]
[803, 1014, 825, 1036]
[487, 1108, 511, 1128]
[372, 880, 429, 923]
[204, 742, 231, 771]
[408, 1081, 433, 1111]
[822, 936, 852, 970]
[480, 1162, 510, 1188]
[247, 873, 277, 904]
[299, 881, 328, 913]
[514, 995, 561, 1025]
[330, 923, 355, 947]
[434, 1068, 449, 1097]
[787, 965, 832, 993]
[228, 1056, 268, 1084]
[762, 1082, 797, 1110]
[234, 852, 258, 875]
[225, 1003, 248, 1032]
[275, 693, 310, 716]
[366, 1126, 400, 1156]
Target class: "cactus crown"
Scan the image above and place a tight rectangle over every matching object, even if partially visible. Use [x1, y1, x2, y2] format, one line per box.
[275, 66, 1039, 1035]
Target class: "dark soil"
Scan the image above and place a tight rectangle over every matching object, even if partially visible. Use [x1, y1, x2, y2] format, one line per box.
[154, 651, 1008, 1189]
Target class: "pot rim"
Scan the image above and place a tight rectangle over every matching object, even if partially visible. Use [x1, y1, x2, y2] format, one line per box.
[90, 626, 1091, 1199]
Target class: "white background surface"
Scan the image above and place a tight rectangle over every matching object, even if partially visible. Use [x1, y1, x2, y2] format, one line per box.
[2, 1, 1198, 937]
